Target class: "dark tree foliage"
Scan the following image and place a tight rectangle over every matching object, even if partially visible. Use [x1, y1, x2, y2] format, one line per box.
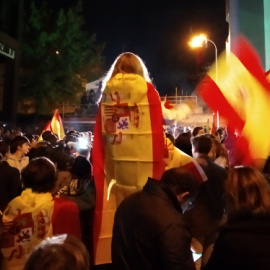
[20, 0, 105, 114]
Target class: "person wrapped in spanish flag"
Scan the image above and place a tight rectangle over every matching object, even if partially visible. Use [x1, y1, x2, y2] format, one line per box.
[92, 52, 206, 265]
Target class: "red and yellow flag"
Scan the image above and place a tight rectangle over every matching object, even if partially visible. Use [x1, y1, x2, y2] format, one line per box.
[197, 36, 270, 168]
[50, 109, 65, 140]
[39, 109, 65, 141]
[92, 74, 165, 264]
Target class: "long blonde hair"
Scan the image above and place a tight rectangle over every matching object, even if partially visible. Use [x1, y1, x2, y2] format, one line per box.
[226, 166, 270, 218]
[102, 52, 152, 89]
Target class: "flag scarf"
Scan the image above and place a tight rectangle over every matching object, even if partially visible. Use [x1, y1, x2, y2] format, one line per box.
[197, 36, 270, 167]
[1, 190, 81, 270]
[1, 189, 54, 270]
[92, 73, 165, 264]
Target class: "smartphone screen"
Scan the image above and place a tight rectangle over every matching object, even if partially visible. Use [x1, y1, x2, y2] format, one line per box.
[192, 252, 202, 262]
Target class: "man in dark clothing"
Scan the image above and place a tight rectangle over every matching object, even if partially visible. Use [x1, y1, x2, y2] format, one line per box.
[185, 135, 228, 270]
[111, 167, 199, 270]
[0, 141, 22, 212]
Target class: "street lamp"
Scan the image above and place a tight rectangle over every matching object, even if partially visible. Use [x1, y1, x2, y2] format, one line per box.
[189, 34, 219, 128]
[189, 34, 218, 81]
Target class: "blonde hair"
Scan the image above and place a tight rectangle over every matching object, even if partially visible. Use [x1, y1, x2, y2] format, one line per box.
[226, 166, 270, 218]
[102, 52, 152, 88]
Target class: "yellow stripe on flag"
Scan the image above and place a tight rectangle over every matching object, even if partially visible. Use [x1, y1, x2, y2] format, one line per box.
[208, 52, 270, 160]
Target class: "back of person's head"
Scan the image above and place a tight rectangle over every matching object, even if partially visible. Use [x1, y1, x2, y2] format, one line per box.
[23, 234, 90, 270]
[28, 141, 52, 160]
[42, 130, 53, 141]
[50, 145, 73, 170]
[161, 167, 198, 197]
[71, 155, 91, 178]
[165, 132, 175, 145]
[226, 166, 270, 219]
[45, 134, 58, 146]
[191, 135, 212, 155]
[107, 52, 151, 83]
[0, 140, 10, 157]
[10, 136, 30, 154]
[21, 157, 56, 193]
[192, 126, 204, 137]
[175, 132, 192, 156]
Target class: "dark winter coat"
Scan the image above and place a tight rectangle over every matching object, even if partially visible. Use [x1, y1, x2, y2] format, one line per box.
[0, 161, 22, 212]
[112, 178, 195, 270]
[204, 213, 270, 270]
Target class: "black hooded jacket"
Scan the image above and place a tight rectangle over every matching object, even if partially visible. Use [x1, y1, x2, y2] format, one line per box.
[112, 178, 195, 270]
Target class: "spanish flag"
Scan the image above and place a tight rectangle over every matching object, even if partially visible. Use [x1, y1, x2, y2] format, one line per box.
[39, 109, 65, 141]
[50, 109, 65, 140]
[197, 36, 270, 169]
[92, 74, 165, 264]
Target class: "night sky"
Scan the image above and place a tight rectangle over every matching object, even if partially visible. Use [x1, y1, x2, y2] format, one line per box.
[47, 0, 228, 95]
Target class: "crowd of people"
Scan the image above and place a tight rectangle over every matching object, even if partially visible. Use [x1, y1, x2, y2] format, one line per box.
[1, 51, 270, 270]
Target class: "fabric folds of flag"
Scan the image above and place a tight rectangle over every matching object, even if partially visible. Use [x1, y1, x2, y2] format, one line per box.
[197, 36, 270, 168]
[39, 109, 65, 140]
[50, 109, 65, 140]
[92, 74, 165, 264]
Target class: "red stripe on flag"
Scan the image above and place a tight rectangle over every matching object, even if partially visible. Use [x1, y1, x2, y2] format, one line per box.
[92, 104, 105, 261]
[231, 36, 270, 93]
[147, 82, 165, 180]
[197, 75, 245, 133]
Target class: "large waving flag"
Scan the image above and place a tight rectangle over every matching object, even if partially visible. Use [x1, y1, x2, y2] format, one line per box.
[197, 36, 270, 169]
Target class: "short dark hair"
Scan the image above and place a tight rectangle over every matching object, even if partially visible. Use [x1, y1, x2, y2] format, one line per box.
[191, 135, 212, 155]
[23, 234, 90, 270]
[10, 136, 30, 154]
[0, 140, 10, 157]
[21, 157, 56, 193]
[161, 167, 198, 197]
[192, 126, 204, 137]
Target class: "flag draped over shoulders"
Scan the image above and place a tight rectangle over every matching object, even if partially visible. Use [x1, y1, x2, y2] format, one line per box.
[92, 73, 165, 264]
[197, 36, 270, 168]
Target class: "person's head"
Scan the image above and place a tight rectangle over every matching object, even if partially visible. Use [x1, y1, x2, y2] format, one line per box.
[191, 135, 212, 157]
[215, 127, 226, 142]
[10, 136, 30, 155]
[192, 126, 204, 137]
[71, 155, 91, 178]
[28, 141, 53, 160]
[21, 157, 56, 193]
[105, 52, 151, 83]
[24, 133, 37, 149]
[161, 167, 199, 213]
[175, 132, 192, 156]
[42, 130, 53, 141]
[225, 166, 270, 219]
[50, 146, 73, 171]
[0, 140, 10, 159]
[23, 234, 90, 270]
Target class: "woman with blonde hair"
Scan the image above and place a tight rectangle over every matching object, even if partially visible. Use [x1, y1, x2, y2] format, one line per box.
[204, 166, 270, 270]
[92, 52, 201, 265]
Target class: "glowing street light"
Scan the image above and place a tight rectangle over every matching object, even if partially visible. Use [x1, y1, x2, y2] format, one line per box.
[189, 34, 218, 81]
[189, 34, 219, 128]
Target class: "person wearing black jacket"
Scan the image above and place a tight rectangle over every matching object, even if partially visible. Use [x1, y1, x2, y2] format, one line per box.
[111, 167, 199, 270]
[0, 141, 21, 212]
[203, 166, 270, 270]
